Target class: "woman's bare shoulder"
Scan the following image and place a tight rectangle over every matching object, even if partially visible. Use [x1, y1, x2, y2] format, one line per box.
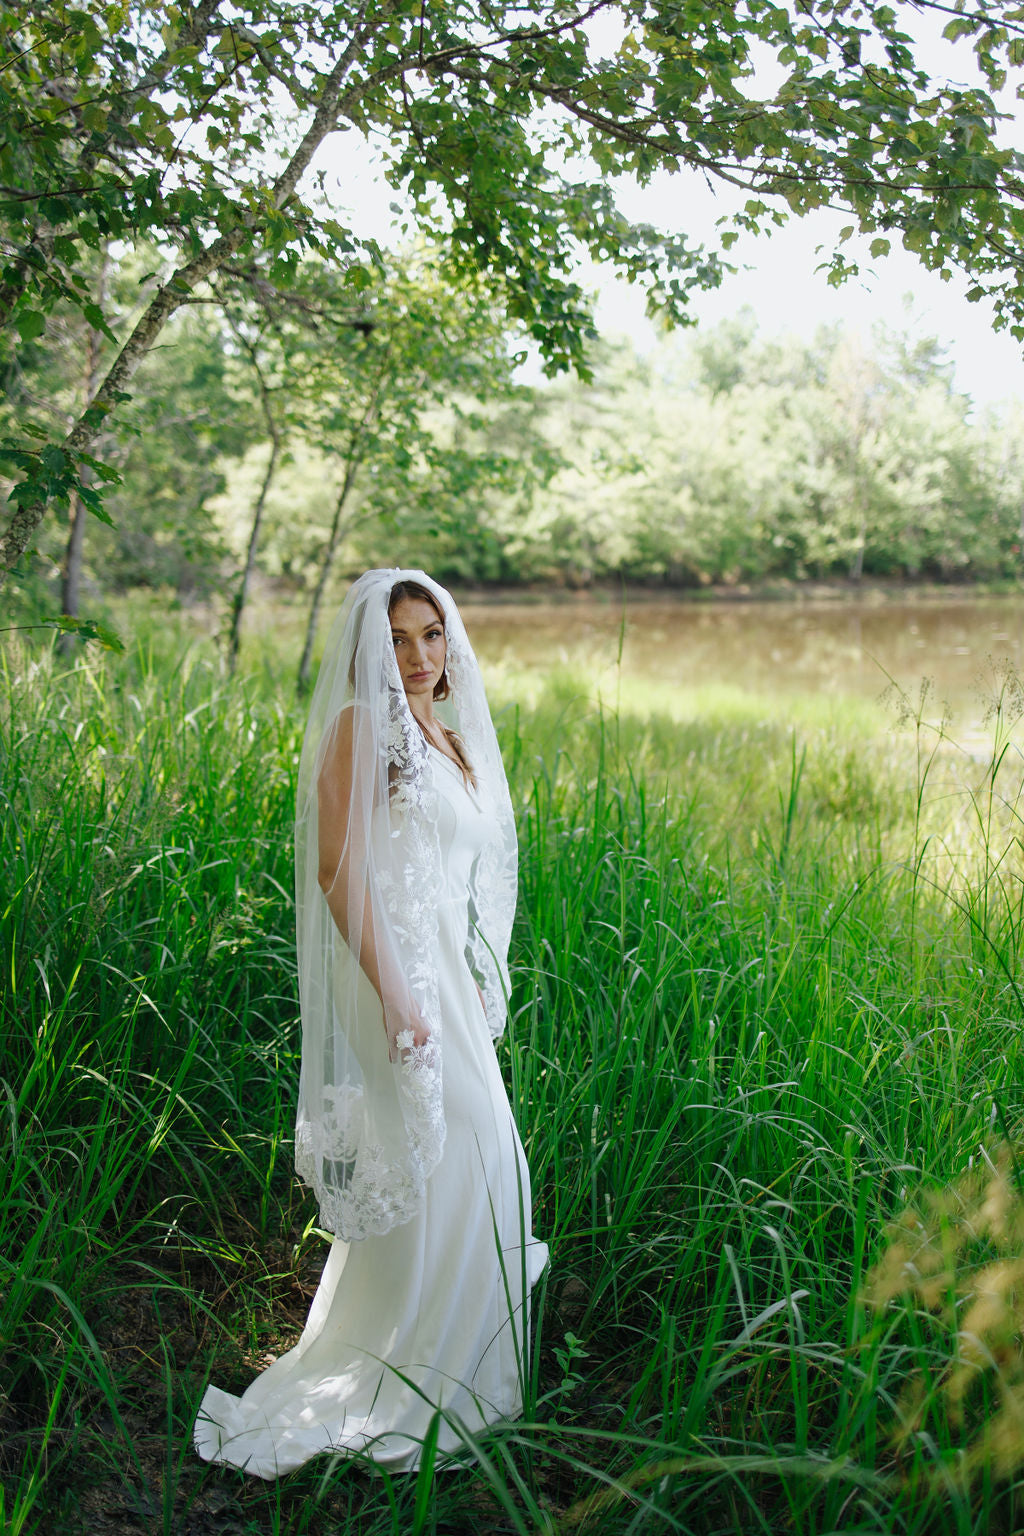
[319, 700, 375, 782]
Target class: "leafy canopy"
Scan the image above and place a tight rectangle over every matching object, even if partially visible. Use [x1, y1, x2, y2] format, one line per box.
[2, 0, 1023, 584]
[3, 1, 1023, 356]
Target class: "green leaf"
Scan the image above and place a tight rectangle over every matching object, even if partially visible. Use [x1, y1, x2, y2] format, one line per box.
[409, 1411, 442, 1534]
[45, 615, 125, 652]
[16, 309, 46, 342]
[78, 484, 115, 525]
[81, 302, 117, 342]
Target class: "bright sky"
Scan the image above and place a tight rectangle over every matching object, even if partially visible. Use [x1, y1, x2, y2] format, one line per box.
[584, 175, 1024, 410]
[320, 7, 1024, 409]
[578, 4, 1024, 408]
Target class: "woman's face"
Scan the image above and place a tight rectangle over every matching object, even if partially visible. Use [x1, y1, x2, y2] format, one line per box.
[389, 596, 446, 703]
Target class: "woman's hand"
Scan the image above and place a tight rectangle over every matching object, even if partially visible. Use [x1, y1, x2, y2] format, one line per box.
[383, 1001, 430, 1063]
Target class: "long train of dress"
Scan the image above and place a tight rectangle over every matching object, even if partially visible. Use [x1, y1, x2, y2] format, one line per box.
[194, 748, 548, 1478]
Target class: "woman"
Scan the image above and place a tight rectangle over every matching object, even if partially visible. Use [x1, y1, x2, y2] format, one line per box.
[194, 569, 548, 1478]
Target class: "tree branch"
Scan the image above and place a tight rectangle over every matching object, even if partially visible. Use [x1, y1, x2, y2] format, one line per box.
[0, 24, 374, 586]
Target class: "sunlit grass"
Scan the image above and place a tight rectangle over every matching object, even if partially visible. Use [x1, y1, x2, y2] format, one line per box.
[3, 631, 1024, 1533]
[492, 663, 888, 737]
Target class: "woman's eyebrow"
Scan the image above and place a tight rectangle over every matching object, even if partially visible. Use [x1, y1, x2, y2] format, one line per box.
[390, 621, 441, 637]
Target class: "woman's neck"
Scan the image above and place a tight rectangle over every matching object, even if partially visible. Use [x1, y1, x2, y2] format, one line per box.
[408, 699, 436, 730]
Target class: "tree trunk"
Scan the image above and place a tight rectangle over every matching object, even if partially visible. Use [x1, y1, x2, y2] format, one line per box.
[296, 355, 391, 693]
[227, 436, 280, 671]
[226, 321, 284, 670]
[57, 492, 88, 654]
[59, 256, 108, 654]
[296, 464, 360, 694]
[850, 514, 866, 582]
[0, 36, 368, 592]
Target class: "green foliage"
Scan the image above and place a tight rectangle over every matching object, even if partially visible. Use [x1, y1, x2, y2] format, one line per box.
[508, 317, 1024, 587]
[209, 249, 558, 678]
[289, 254, 550, 570]
[90, 307, 253, 594]
[0, 2, 340, 339]
[10, 284, 1024, 616]
[38, 613, 124, 650]
[0, 255, 253, 607]
[4, 630, 1024, 1529]
[3, 0, 1024, 589]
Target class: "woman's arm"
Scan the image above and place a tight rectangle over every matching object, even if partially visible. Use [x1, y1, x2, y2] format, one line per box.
[316, 707, 428, 1056]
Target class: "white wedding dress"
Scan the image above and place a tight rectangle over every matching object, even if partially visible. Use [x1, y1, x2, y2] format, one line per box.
[194, 747, 548, 1478]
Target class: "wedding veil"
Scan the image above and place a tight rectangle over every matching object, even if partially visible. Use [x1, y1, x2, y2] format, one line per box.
[293, 569, 517, 1241]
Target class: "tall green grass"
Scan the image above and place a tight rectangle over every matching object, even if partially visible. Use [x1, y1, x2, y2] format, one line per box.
[3, 635, 1024, 1534]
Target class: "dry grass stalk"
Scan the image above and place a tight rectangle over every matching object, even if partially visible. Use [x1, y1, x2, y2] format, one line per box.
[866, 1142, 1024, 1480]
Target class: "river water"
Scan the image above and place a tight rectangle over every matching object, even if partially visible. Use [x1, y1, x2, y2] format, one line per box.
[458, 592, 1024, 735]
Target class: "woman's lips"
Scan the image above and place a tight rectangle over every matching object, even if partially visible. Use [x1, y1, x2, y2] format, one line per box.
[408, 670, 432, 681]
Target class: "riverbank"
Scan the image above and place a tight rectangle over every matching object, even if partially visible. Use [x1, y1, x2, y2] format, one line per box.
[440, 573, 1024, 606]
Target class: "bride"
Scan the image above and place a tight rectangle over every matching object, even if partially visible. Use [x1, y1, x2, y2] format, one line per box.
[194, 569, 548, 1478]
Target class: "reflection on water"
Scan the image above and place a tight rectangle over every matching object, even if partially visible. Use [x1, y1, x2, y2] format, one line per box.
[459, 593, 1024, 729]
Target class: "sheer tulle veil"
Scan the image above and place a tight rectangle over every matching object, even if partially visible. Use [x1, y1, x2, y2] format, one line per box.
[293, 569, 517, 1241]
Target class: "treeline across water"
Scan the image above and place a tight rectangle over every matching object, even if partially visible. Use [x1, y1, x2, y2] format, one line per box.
[217, 312, 1024, 595]
[516, 317, 1024, 590]
[8, 259, 1024, 655]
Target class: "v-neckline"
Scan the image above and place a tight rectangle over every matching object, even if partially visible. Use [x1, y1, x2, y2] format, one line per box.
[427, 742, 480, 803]
[426, 741, 462, 773]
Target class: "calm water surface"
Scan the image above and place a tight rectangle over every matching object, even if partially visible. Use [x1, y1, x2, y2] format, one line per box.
[459, 593, 1024, 731]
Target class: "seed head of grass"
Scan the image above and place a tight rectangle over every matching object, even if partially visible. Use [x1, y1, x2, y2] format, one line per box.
[865, 1141, 1024, 1482]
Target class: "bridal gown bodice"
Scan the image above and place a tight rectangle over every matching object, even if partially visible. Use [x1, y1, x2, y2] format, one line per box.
[422, 745, 490, 913]
[194, 749, 548, 1479]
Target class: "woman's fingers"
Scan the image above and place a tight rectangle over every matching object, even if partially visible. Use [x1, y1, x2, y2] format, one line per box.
[384, 1011, 431, 1062]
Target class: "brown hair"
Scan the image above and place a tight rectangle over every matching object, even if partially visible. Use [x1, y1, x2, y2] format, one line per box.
[388, 580, 475, 787]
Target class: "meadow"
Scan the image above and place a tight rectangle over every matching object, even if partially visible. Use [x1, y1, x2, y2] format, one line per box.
[3, 624, 1024, 1535]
